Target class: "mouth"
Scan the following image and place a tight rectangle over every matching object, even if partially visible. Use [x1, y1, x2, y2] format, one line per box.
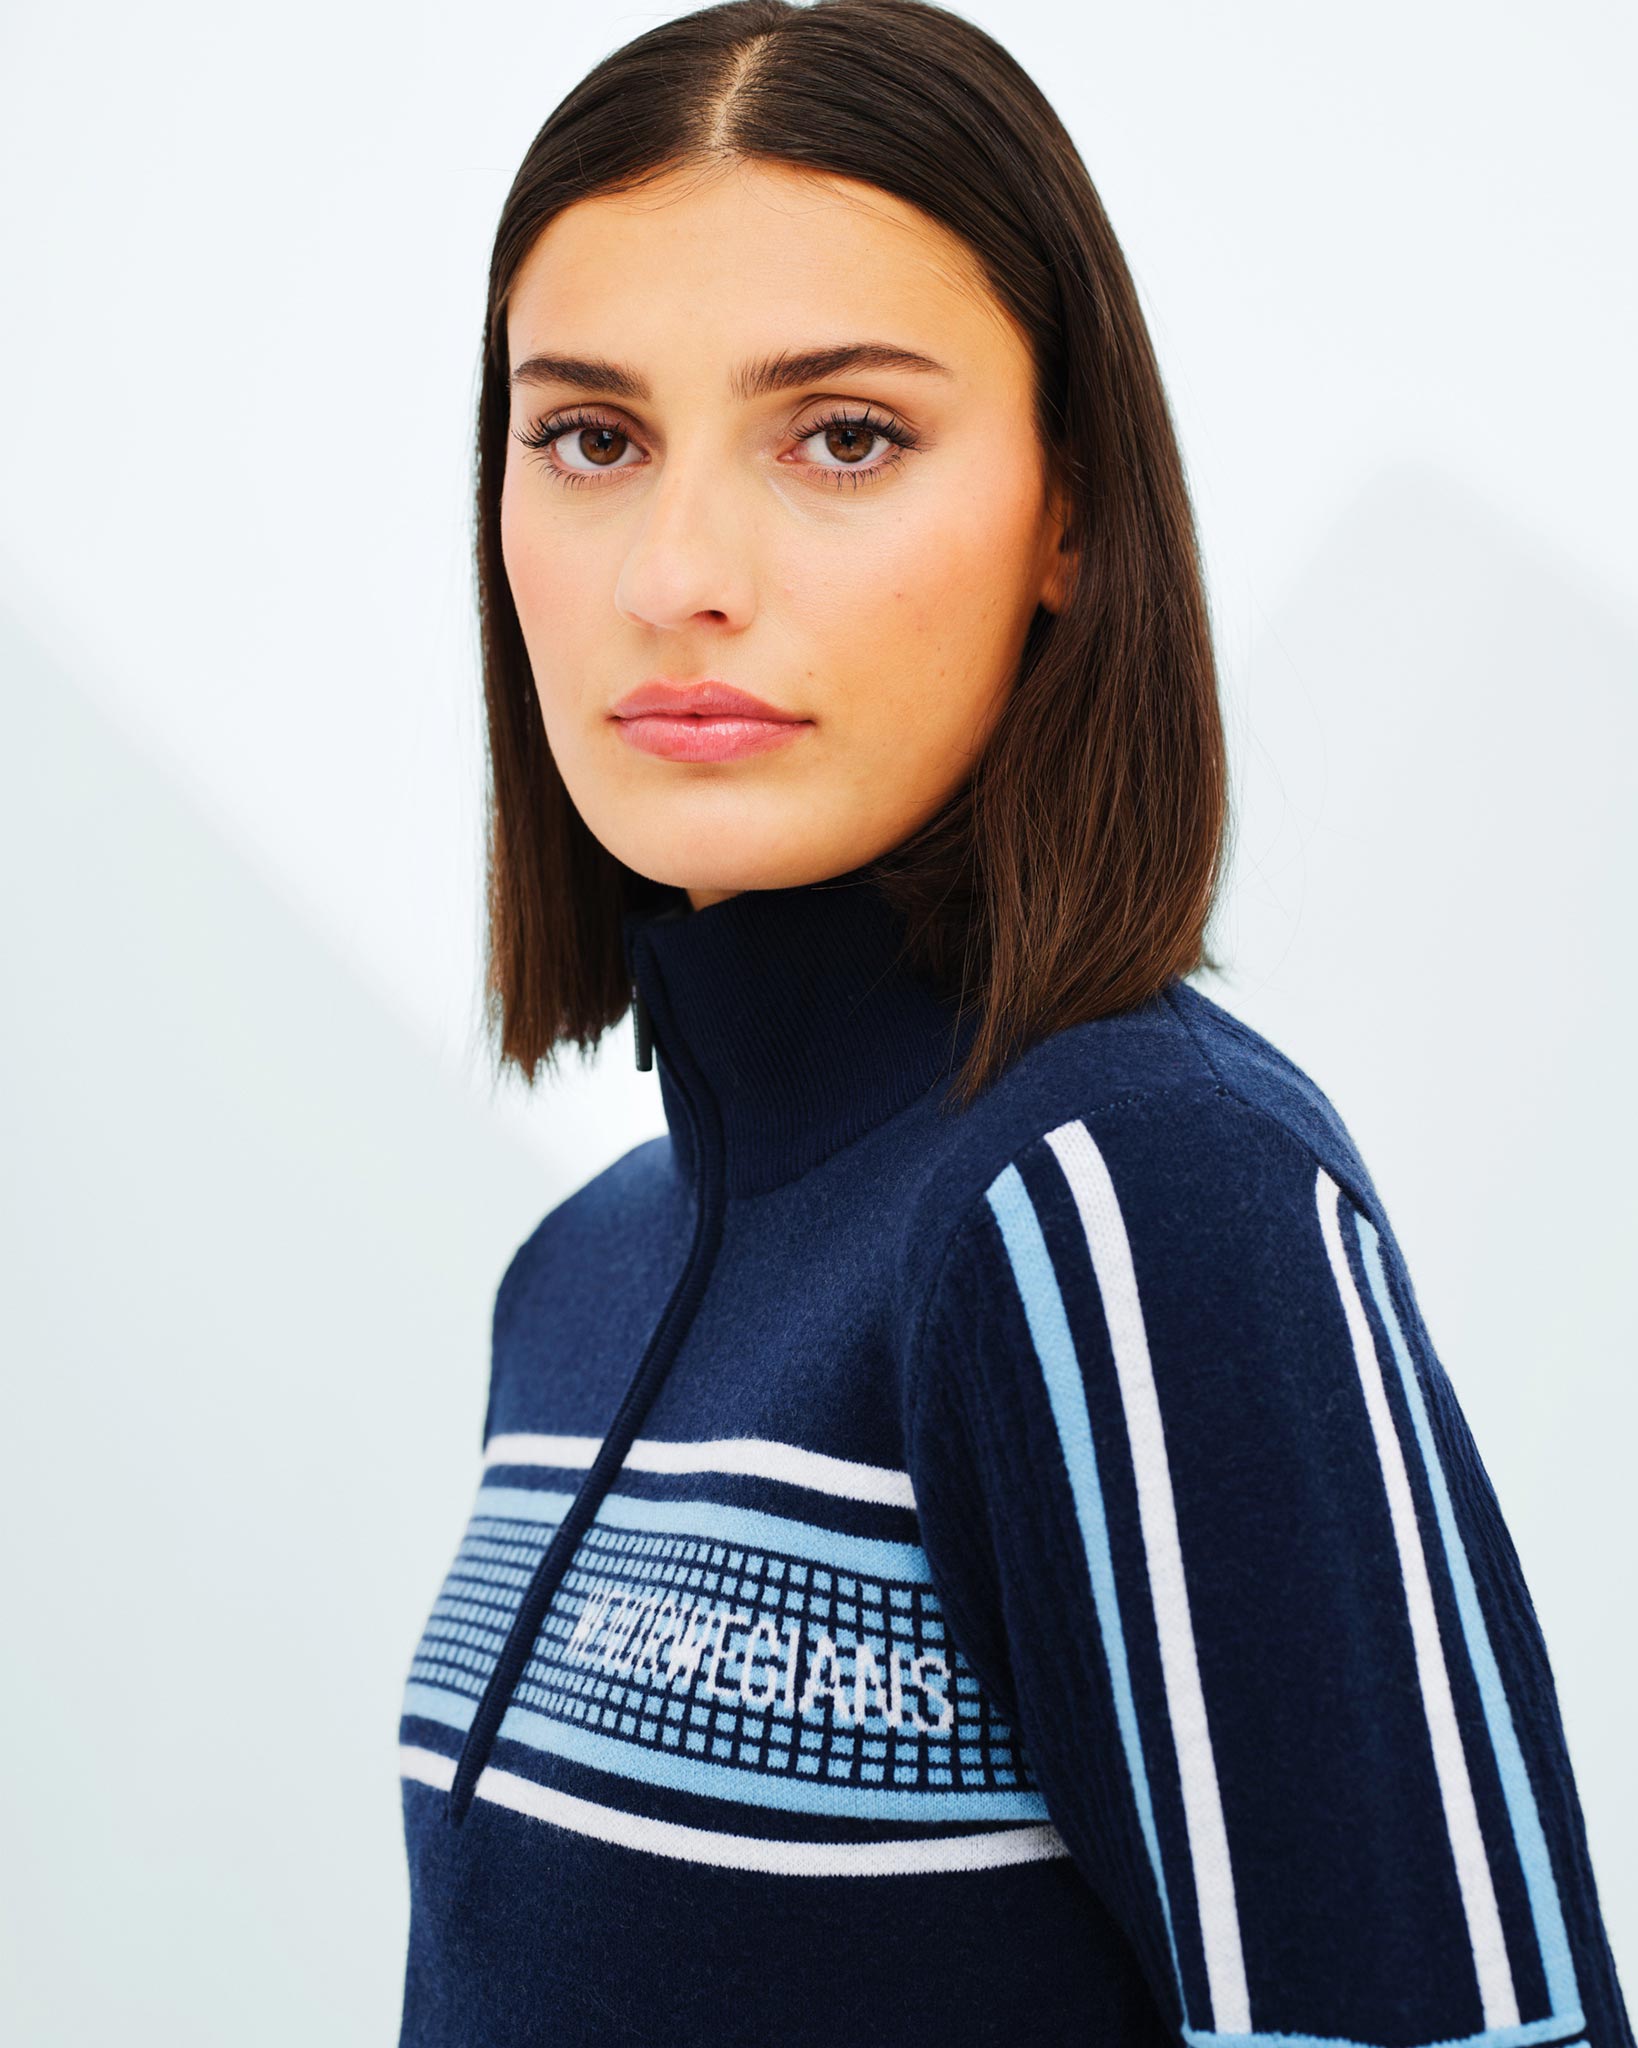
[609, 679, 813, 764]
[612, 710, 814, 765]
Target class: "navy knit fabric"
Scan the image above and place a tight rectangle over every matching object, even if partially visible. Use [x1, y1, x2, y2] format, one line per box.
[396, 869, 1632, 2047]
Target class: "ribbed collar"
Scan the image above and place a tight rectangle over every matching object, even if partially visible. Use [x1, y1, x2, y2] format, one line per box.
[619, 868, 979, 1198]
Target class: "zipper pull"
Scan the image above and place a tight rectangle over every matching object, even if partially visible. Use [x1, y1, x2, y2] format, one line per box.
[632, 978, 653, 1071]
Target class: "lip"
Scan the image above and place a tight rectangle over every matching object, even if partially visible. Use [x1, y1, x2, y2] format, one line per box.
[610, 678, 814, 764]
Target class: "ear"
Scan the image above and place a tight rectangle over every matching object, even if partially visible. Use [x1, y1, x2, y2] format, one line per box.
[1038, 485, 1080, 614]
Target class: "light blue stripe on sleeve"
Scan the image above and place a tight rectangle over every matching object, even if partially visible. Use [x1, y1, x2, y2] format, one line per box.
[983, 1160, 1187, 2013]
[1354, 1207, 1580, 2024]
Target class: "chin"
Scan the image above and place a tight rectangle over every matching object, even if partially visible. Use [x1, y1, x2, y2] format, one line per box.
[606, 828, 865, 900]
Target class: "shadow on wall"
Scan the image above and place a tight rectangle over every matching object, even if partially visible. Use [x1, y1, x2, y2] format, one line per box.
[1216, 456, 1635, 1448]
[0, 597, 555, 2045]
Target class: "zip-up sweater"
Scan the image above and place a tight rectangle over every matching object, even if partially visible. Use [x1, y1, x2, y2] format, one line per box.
[396, 870, 1632, 2048]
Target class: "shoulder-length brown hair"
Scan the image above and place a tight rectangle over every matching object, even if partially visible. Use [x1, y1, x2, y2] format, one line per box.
[477, 0, 1229, 1110]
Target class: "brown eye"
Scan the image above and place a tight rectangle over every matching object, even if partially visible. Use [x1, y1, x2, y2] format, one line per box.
[513, 408, 644, 483]
[792, 406, 918, 488]
[816, 421, 878, 464]
[565, 424, 630, 469]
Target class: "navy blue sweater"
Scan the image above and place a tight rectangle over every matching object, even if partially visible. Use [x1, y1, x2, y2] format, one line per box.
[396, 870, 1632, 2046]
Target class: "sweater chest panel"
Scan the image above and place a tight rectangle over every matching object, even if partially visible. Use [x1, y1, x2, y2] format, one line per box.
[394, 1137, 1104, 2031]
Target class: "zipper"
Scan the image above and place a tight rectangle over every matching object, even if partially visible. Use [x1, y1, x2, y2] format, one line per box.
[445, 933, 723, 1829]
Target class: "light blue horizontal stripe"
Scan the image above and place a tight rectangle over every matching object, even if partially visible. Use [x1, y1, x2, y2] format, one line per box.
[1355, 1210, 1580, 2020]
[402, 1681, 478, 1732]
[471, 1483, 932, 1585]
[496, 1700, 1051, 1822]
[1183, 2009, 1584, 2048]
[466, 1490, 569, 1529]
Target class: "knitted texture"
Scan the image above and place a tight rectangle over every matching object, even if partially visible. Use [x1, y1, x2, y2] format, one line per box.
[395, 870, 1632, 2047]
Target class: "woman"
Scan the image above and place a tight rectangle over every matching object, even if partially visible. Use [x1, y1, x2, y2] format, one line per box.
[395, 3, 1632, 2043]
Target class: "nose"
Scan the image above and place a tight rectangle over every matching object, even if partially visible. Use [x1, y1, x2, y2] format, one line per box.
[613, 436, 758, 634]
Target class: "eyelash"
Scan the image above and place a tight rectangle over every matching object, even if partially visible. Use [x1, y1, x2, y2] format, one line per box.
[511, 404, 920, 492]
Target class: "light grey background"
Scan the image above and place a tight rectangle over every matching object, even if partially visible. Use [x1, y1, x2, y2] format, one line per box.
[2, 3, 1633, 2039]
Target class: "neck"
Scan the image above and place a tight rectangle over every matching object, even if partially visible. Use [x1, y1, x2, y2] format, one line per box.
[620, 868, 978, 1199]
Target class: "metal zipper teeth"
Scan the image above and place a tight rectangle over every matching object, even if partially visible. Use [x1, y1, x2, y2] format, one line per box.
[444, 946, 724, 1830]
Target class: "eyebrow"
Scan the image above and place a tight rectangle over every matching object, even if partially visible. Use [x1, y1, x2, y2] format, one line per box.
[508, 341, 955, 404]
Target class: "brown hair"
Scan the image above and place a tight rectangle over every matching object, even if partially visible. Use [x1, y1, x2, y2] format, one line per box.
[476, 0, 1229, 1109]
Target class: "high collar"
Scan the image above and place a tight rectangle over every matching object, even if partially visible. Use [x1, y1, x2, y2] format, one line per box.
[619, 868, 979, 1199]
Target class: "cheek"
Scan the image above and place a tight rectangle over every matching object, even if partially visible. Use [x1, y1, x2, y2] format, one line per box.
[809, 484, 1040, 743]
[499, 476, 595, 714]
[499, 478, 559, 623]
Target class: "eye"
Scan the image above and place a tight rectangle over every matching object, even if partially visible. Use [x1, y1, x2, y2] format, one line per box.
[510, 401, 921, 492]
[790, 406, 918, 489]
[513, 408, 643, 487]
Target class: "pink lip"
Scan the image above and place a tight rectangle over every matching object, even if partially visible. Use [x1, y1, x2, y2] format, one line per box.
[610, 679, 813, 764]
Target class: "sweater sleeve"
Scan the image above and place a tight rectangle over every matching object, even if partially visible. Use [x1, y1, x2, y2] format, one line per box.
[904, 1091, 1633, 2048]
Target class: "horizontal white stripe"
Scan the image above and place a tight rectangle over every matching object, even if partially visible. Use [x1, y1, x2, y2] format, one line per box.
[398, 1745, 1066, 1876]
[483, 1432, 916, 1509]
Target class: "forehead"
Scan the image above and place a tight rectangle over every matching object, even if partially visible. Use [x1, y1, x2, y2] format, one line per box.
[503, 158, 1026, 387]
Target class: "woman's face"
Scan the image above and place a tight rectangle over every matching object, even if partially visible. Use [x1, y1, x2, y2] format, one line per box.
[500, 157, 1073, 911]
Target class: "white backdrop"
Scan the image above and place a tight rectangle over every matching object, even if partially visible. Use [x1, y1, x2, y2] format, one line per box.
[2, 3, 1633, 2039]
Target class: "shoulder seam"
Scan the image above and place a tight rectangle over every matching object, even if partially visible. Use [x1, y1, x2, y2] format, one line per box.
[1161, 977, 1230, 1092]
[905, 1194, 982, 1456]
[1161, 982, 1378, 1221]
